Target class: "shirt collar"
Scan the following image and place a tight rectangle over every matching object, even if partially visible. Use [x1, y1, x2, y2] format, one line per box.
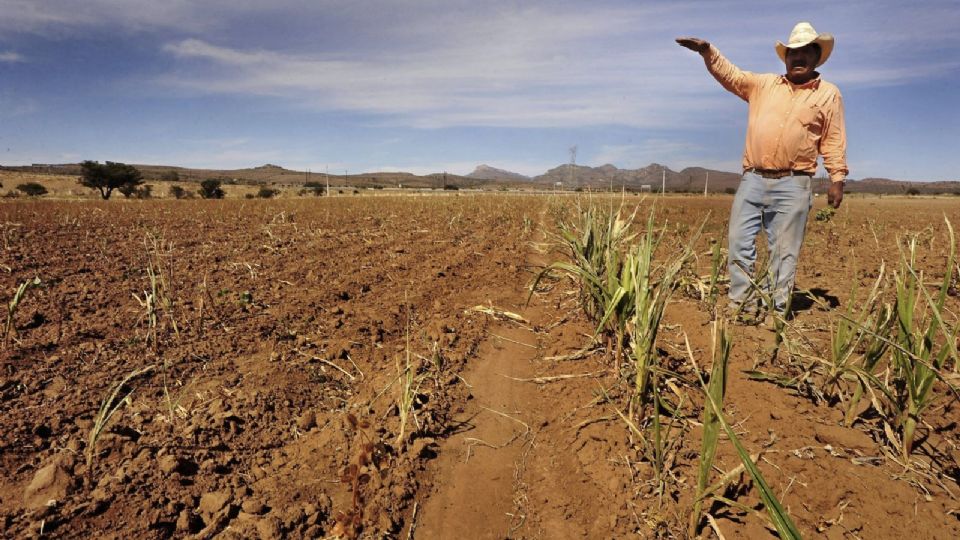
[779, 73, 821, 89]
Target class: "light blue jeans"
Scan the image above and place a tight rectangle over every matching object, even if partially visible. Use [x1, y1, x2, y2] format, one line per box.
[728, 171, 813, 313]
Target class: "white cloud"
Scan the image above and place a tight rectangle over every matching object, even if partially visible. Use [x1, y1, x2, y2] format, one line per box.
[831, 61, 960, 87]
[158, 26, 726, 129]
[0, 0, 214, 35]
[151, 1, 960, 130]
[0, 92, 37, 116]
[0, 51, 24, 62]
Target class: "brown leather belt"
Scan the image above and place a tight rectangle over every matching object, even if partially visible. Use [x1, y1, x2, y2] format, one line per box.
[745, 168, 814, 179]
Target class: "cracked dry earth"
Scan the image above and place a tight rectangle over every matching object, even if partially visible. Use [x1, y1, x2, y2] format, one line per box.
[1, 194, 960, 539]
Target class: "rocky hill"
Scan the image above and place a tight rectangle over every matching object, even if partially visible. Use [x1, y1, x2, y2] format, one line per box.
[467, 164, 530, 182]
[532, 163, 742, 193]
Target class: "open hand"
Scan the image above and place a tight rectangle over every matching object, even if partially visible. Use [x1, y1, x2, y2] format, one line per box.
[827, 181, 844, 209]
[676, 37, 710, 53]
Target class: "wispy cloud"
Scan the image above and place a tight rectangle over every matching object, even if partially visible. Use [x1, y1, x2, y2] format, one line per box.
[0, 51, 24, 62]
[152, 1, 960, 130]
[0, 92, 37, 116]
[158, 10, 724, 130]
[0, 0, 215, 36]
[831, 61, 960, 87]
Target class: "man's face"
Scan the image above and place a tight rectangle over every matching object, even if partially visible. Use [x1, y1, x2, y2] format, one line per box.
[785, 44, 820, 81]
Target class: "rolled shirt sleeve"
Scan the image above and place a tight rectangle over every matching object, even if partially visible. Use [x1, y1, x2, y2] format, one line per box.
[820, 92, 848, 182]
[702, 45, 757, 101]
[698, 45, 849, 180]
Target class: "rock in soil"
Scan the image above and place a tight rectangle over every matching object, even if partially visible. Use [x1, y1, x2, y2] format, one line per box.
[256, 515, 282, 539]
[241, 498, 267, 515]
[22, 459, 74, 509]
[197, 490, 233, 517]
[296, 410, 317, 431]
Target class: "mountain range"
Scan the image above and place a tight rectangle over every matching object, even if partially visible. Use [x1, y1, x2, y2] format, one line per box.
[3, 162, 958, 195]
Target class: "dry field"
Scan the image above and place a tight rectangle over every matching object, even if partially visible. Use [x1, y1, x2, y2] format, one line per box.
[0, 193, 959, 539]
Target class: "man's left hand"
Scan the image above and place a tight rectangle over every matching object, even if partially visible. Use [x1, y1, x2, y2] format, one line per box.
[827, 181, 844, 209]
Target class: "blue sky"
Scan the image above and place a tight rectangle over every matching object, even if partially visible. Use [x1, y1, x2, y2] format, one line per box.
[0, 0, 957, 181]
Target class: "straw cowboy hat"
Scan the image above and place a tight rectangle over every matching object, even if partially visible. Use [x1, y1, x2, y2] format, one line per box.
[776, 22, 834, 67]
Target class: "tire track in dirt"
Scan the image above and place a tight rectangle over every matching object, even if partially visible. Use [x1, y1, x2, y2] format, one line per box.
[415, 321, 541, 538]
[414, 210, 612, 539]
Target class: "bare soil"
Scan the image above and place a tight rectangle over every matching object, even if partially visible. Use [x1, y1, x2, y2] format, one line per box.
[1, 194, 958, 539]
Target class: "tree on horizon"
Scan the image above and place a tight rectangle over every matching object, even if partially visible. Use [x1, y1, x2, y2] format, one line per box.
[78, 160, 144, 200]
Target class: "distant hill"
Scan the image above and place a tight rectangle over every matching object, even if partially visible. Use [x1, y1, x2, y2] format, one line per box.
[467, 164, 530, 182]
[0, 163, 494, 190]
[2, 162, 957, 194]
[533, 163, 742, 193]
[845, 177, 960, 195]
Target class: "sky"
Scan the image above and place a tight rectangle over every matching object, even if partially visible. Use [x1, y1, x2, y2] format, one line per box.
[0, 0, 958, 181]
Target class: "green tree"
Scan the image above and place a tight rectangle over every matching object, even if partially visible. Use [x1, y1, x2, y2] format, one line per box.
[16, 182, 48, 197]
[199, 179, 225, 199]
[79, 160, 144, 200]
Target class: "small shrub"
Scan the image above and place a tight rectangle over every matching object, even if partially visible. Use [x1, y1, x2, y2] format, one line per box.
[303, 181, 325, 196]
[724, 187, 736, 195]
[815, 207, 835, 222]
[169, 185, 187, 199]
[16, 182, 48, 197]
[199, 179, 225, 199]
[905, 187, 920, 196]
[257, 187, 279, 199]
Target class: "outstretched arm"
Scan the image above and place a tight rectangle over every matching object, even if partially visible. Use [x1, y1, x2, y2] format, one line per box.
[676, 37, 709, 54]
[676, 37, 756, 101]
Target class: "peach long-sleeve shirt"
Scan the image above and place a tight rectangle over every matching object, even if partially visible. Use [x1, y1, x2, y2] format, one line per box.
[702, 45, 848, 182]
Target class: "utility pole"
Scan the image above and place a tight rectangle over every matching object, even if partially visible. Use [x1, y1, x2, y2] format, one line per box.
[704, 171, 709, 196]
[661, 168, 666, 196]
[325, 165, 330, 196]
[569, 145, 577, 189]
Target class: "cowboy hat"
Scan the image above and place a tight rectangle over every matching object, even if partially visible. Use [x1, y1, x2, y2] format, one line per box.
[776, 22, 834, 67]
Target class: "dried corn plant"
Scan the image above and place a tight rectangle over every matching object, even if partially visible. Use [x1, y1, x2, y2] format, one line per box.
[4, 276, 41, 348]
[686, 324, 802, 540]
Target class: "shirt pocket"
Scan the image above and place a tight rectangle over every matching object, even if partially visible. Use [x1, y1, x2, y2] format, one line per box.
[795, 105, 822, 136]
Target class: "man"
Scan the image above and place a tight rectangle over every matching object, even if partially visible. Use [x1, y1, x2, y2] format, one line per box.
[677, 22, 847, 319]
